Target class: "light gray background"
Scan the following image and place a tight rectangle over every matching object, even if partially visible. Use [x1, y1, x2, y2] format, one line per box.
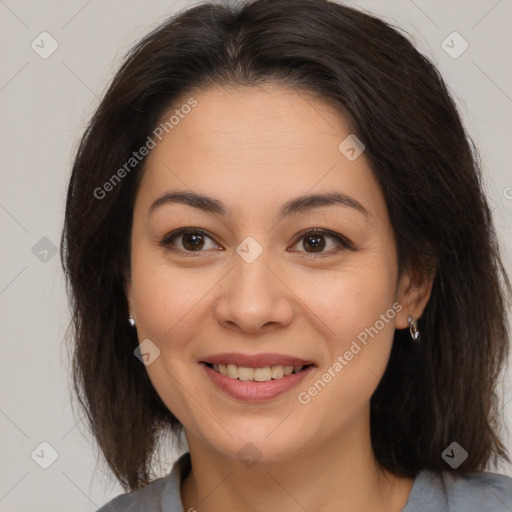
[1, 0, 511, 510]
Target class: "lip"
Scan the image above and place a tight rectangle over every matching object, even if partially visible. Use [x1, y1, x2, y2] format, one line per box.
[200, 362, 315, 403]
[199, 352, 315, 368]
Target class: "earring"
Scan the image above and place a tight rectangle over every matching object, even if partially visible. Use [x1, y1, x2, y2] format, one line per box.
[407, 315, 419, 341]
[128, 314, 136, 328]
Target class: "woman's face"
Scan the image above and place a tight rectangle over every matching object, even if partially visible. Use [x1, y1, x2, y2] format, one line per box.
[125, 84, 430, 463]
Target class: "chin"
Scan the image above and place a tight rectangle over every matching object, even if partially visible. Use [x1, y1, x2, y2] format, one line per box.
[201, 428, 312, 467]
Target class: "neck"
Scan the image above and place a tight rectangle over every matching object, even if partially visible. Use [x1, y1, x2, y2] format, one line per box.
[180, 408, 413, 512]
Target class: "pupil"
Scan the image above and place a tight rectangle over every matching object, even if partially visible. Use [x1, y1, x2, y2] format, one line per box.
[305, 235, 325, 252]
[183, 233, 204, 251]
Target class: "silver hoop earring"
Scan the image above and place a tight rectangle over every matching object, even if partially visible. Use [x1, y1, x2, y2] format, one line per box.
[128, 314, 136, 328]
[407, 315, 419, 341]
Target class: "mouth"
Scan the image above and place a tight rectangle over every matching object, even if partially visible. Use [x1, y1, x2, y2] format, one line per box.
[199, 355, 316, 402]
[203, 362, 314, 382]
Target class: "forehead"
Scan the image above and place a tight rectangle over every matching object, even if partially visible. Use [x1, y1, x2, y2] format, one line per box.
[135, 84, 387, 228]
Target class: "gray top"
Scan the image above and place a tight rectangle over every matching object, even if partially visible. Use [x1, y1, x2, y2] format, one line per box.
[97, 452, 512, 511]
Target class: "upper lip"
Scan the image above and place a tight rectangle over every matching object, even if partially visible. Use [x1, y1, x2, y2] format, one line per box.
[200, 352, 316, 368]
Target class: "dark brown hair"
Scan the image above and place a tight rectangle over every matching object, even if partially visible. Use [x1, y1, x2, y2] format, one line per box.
[60, 0, 512, 492]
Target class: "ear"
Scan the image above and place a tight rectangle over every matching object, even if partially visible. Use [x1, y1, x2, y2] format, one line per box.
[394, 262, 436, 330]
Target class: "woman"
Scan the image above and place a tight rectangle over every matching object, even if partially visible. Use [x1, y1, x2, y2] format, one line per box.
[60, 0, 512, 510]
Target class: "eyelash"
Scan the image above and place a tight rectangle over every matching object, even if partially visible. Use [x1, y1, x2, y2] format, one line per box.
[159, 227, 353, 258]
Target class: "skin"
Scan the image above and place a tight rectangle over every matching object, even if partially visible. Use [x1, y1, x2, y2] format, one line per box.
[124, 83, 434, 512]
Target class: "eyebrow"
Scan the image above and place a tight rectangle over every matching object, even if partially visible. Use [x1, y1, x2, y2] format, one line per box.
[148, 190, 369, 219]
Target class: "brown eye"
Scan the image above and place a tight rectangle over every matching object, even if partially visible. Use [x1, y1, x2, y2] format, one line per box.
[160, 227, 352, 257]
[180, 232, 206, 251]
[289, 229, 352, 255]
[302, 233, 327, 252]
[161, 229, 220, 254]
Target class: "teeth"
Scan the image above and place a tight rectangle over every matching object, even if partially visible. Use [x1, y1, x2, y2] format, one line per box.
[227, 363, 238, 378]
[210, 363, 305, 381]
[238, 366, 254, 381]
[270, 366, 284, 379]
[252, 367, 267, 381]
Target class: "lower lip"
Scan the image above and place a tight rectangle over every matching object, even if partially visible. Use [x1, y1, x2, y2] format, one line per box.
[200, 363, 315, 403]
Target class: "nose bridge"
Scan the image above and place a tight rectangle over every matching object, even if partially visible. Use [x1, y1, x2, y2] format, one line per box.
[234, 235, 273, 294]
[215, 234, 293, 332]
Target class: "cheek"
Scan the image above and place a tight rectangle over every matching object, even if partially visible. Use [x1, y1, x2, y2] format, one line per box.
[295, 258, 398, 344]
[295, 266, 398, 419]
[129, 250, 213, 421]
[133, 273, 207, 345]
[130, 246, 192, 342]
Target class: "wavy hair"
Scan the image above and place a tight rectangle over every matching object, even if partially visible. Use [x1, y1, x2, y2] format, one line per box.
[60, 0, 512, 492]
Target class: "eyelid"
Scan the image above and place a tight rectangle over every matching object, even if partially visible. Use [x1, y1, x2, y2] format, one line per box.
[159, 227, 353, 255]
[289, 227, 353, 254]
[160, 227, 211, 246]
[159, 228, 221, 256]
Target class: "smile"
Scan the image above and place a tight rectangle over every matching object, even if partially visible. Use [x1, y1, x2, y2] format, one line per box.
[200, 362, 315, 402]
[206, 362, 310, 382]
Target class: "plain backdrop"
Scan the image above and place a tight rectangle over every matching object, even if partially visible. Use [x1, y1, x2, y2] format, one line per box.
[1, 0, 511, 510]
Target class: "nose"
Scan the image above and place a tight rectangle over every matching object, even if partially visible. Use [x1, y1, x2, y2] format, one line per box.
[213, 244, 295, 334]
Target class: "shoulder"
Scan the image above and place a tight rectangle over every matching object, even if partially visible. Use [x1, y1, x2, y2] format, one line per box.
[95, 475, 171, 512]
[442, 471, 512, 511]
[95, 452, 190, 512]
[404, 469, 512, 511]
